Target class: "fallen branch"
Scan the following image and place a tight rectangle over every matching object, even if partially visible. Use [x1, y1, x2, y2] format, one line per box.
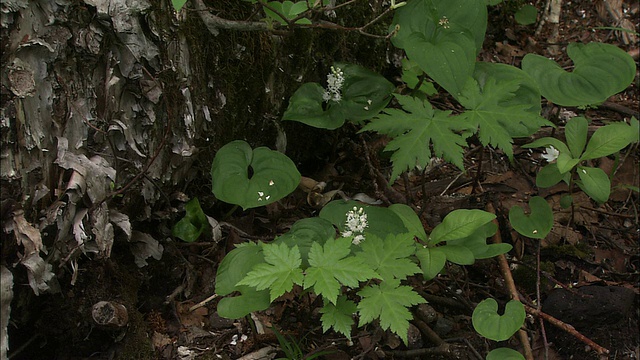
[524, 304, 610, 356]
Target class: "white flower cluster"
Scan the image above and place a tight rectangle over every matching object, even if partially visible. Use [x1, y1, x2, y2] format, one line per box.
[322, 66, 345, 103]
[341, 206, 368, 245]
[541, 146, 559, 163]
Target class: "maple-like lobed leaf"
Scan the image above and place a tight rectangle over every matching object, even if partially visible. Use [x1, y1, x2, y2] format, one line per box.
[319, 296, 357, 338]
[356, 234, 420, 281]
[357, 279, 426, 344]
[362, 94, 472, 183]
[304, 237, 378, 304]
[237, 243, 304, 302]
[458, 78, 549, 159]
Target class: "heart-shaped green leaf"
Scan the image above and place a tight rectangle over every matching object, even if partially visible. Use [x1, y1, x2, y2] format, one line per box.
[509, 196, 553, 239]
[576, 166, 610, 203]
[522, 42, 636, 106]
[487, 348, 526, 360]
[319, 200, 408, 240]
[282, 63, 395, 129]
[515, 4, 537, 25]
[390, 0, 487, 98]
[211, 140, 300, 210]
[215, 243, 271, 319]
[172, 197, 208, 242]
[472, 298, 526, 341]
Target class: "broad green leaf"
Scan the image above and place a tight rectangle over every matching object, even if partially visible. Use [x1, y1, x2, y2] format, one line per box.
[172, 0, 187, 11]
[429, 209, 496, 245]
[508, 196, 553, 239]
[304, 237, 379, 304]
[215, 243, 271, 318]
[438, 244, 475, 265]
[448, 222, 511, 259]
[390, 0, 487, 97]
[522, 42, 636, 106]
[211, 140, 300, 210]
[473, 62, 548, 137]
[264, 1, 311, 25]
[361, 94, 473, 183]
[515, 4, 537, 25]
[565, 116, 588, 158]
[319, 296, 357, 339]
[556, 152, 580, 174]
[389, 203, 427, 241]
[535, 163, 568, 188]
[282, 63, 395, 129]
[472, 298, 526, 341]
[355, 234, 420, 281]
[458, 75, 550, 159]
[415, 246, 446, 279]
[274, 217, 335, 268]
[581, 121, 638, 160]
[172, 198, 209, 242]
[237, 243, 304, 302]
[522, 137, 570, 155]
[357, 279, 426, 344]
[319, 200, 408, 240]
[401, 58, 438, 96]
[576, 166, 610, 203]
[487, 348, 526, 360]
[216, 287, 271, 319]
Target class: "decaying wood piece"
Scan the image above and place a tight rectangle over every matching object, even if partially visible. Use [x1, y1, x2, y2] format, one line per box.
[596, 0, 638, 45]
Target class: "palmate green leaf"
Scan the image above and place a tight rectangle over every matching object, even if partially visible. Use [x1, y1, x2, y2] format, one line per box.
[458, 75, 550, 159]
[237, 243, 304, 302]
[274, 217, 335, 268]
[355, 234, 420, 281]
[319, 295, 357, 339]
[357, 279, 426, 344]
[304, 237, 379, 305]
[361, 94, 473, 183]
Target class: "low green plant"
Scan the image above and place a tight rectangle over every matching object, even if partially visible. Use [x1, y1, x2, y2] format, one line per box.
[172, 197, 209, 242]
[215, 200, 511, 344]
[524, 116, 639, 204]
[271, 326, 333, 360]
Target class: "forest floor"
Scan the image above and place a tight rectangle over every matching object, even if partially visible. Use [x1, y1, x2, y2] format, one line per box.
[6, 1, 639, 360]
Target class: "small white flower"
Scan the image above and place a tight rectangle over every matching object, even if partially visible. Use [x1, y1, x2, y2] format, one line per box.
[438, 16, 450, 29]
[541, 146, 559, 163]
[269, 180, 275, 186]
[322, 66, 345, 103]
[265, 195, 271, 200]
[258, 191, 264, 197]
[341, 206, 368, 245]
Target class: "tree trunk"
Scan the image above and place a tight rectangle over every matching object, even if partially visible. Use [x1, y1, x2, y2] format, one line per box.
[1, 0, 395, 357]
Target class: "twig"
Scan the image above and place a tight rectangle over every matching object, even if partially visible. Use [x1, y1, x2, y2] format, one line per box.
[486, 202, 534, 360]
[412, 318, 444, 346]
[524, 305, 610, 355]
[385, 343, 454, 357]
[188, 293, 219, 312]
